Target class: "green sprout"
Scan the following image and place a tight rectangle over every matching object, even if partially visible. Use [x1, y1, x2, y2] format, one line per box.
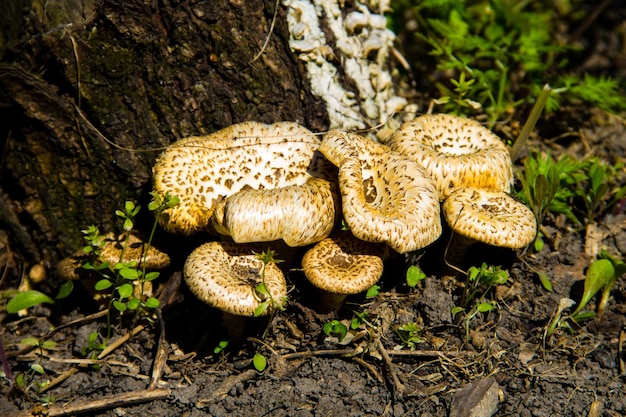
[394, 322, 425, 350]
[406, 265, 426, 288]
[452, 263, 508, 342]
[323, 320, 349, 342]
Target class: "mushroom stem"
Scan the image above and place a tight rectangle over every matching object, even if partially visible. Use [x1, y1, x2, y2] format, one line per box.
[315, 291, 350, 314]
[443, 233, 476, 274]
[221, 312, 252, 341]
[509, 84, 551, 161]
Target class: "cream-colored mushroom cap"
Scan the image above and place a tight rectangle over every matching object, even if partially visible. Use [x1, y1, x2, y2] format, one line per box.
[442, 187, 537, 249]
[152, 121, 338, 237]
[183, 241, 287, 317]
[388, 114, 513, 200]
[319, 130, 442, 253]
[211, 176, 338, 247]
[302, 234, 384, 294]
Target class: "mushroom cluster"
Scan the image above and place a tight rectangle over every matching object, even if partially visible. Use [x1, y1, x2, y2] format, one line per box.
[152, 116, 536, 317]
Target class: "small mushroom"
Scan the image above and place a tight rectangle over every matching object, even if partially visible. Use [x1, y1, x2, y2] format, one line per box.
[441, 187, 537, 266]
[56, 232, 171, 303]
[388, 114, 514, 200]
[152, 121, 339, 241]
[184, 241, 287, 334]
[319, 130, 442, 253]
[301, 234, 385, 312]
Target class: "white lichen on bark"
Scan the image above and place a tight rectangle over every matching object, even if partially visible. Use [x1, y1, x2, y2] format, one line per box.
[282, 0, 408, 134]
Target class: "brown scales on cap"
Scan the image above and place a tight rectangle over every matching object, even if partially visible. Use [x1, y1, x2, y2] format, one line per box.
[442, 187, 537, 249]
[152, 122, 338, 243]
[302, 234, 385, 312]
[319, 130, 442, 254]
[389, 114, 514, 201]
[183, 241, 287, 317]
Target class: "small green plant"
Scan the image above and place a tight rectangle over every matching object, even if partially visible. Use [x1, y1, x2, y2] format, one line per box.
[406, 265, 426, 288]
[252, 248, 287, 339]
[452, 263, 508, 341]
[13, 337, 57, 404]
[394, 322, 425, 350]
[81, 331, 106, 368]
[213, 340, 229, 355]
[75, 192, 179, 342]
[252, 352, 267, 372]
[323, 320, 349, 342]
[517, 153, 626, 231]
[546, 251, 626, 338]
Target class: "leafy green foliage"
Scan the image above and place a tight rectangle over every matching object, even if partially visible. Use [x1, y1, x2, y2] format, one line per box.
[253, 353, 267, 372]
[517, 152, 626, 230]
[323, 320, 349, 342]
[392, 0, 626, 122]
[253, 248, 286, 318]
[453, 263, 508, 342]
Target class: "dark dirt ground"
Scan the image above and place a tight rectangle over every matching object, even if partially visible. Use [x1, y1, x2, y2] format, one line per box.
[3, 3, 626, 417]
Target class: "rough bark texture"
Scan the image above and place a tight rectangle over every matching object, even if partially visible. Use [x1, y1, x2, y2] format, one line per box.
[0, 0, 328, 270]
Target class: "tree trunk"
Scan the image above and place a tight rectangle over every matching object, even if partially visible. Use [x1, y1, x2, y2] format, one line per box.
[0, 0, 330, 270]
[0, 0, 405, 285]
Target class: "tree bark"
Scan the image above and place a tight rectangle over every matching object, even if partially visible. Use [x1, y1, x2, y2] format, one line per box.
[0, 0, 329, 269]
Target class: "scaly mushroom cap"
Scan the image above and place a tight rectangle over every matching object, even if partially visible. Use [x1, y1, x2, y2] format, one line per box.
[302, 234, 385, 295]
[319, 130, 442, 253]
[183, 241, 287, 317]
[211, 176, 339, 247]
[152, 121, 338, 236]
[442, 187, 537, 249]
[388, 114, 513, 200]
[56, 232, 170, 280]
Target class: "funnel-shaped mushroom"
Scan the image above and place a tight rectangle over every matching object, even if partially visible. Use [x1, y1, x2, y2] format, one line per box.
[319, 130, 441, 253]
[442, 187, 537, 264]
[302, 234, 385, 312]
[184, 241, 287, 317]
[153, 122, 338, 246]
[389, 114, 513, 200]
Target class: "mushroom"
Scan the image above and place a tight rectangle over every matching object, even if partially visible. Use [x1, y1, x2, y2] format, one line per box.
[441, 187, 537, 266]
[319, 130, 442, 253]
[211, 176, 339, 247]
[301, 234, 385, 312]
[184, 241, 287, 337]
[56, 231, 171, 302]
[388, 114, 514, 200]
[152, 121, 339, 246]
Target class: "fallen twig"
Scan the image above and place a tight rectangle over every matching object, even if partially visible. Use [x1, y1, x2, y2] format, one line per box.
[17, 388, 170, 417]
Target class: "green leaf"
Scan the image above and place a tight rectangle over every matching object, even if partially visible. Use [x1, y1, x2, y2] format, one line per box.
[126, 298, 139, 310]
[21, 337, 40, 347]
[406, 265, 426, 287]
[145, 297, 160, 309]
[6, 290, 54, 313]
[113, 300, 127, 312]
[213, 340, 228, 354]
[117, 283, 133, 299]
[366, 285, 380, 298]
[30, 364, 45, 374]
[323, 320, 348, 341]
[94, 279, 113, 291]
[571, 258, 615, 317]
[537, 272, 553, 292]
[40, 340, 57, 350]
[254, 301, 269, 317]
[119, 267, 140, 280]
[122, 218, 133, 232]
[476, 302, 494, 313]
[56, 280, 74, 299]
[144, 271, 160, 281]
[253, 353, 267, 372]
[451, 306, 465, 315]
